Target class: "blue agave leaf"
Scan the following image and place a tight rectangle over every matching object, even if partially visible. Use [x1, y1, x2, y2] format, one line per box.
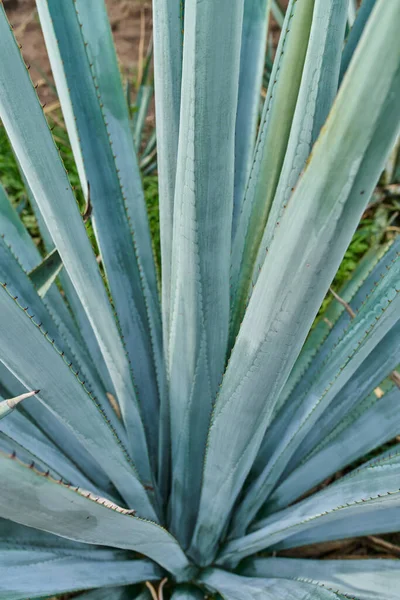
[268, 382, 400, 512]
[0, 284, 157, 518]
[168, 0, 245, 548]
[340, 0, 377, 82]
[36, 0, 164, 471]
[220, 449, 400, 565]
[232, 0, 270, 235]
[243, 557, 400, 600]
[0, 452, 193, 580]
[0, 553, 160, 600]
[190, 0, 400, 564]
[200, 568, 344, 600]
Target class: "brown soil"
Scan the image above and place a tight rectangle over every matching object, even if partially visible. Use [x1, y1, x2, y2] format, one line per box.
[3, 0, 153, 104]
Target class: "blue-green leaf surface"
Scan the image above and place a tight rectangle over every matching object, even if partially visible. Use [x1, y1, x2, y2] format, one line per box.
[0, 363, 114, 494]
[232, 0, 270, 235]
[233, 249, 400, 532]
[170, 586, 204, 600]
[0, 452, 192, 580]
[340, 0, 377, 82]
[271, 240, 394, 421]
[0, 178, 91, 375]
[200, 569, 344, 600]
[20, 174, 116, 399]
[0, 284, 157, 518]
[36, 0, 164, 471]
[0, 552, 160, 600]
[284, 321, 400, 476]
[251, 0, 349, 287]
[220, 450, 400, 565]
[28, 248, 63, 298]
[0, 403, 105, 493]
[0, 183, 39, 272]
[243, 557, 400, 600]
[269, 383, 400, 512]
[168, 0, 244, 548]
[252, 287, 399, 481]
[152, 0, 183, 353]
[0, 234, 125, 439]
[230, 0, 315, 342]
[190, 0, 400, 563]
[0, 3, 152, 480]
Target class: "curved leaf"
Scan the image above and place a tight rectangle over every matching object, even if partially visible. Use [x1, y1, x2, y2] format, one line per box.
[219, 451, 400, 565]
[340, 0, 377, 82]
[0, 553, 160, 600]
[0, 452, 193, 580]
[269, 382, 400, 512]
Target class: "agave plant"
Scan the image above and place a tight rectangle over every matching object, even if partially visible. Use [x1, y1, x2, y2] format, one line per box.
[0, 0, 399, 597]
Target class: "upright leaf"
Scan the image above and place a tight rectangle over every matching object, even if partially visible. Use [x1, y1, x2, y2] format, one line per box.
[168, 0, 244, 548]
[0, 284, 157, 519]
[0, 452, 193, 580]
[190, 0, 400, 564]
[0, 4, 152, 478]
[340, 0, 377, 82]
